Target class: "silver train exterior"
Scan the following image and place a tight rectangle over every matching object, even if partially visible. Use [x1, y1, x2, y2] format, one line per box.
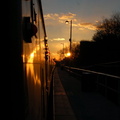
[10, 0, 55, 120]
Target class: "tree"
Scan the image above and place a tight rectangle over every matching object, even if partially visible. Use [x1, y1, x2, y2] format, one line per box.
[57, 46, 69, 60]
[71, 42, 80, 58]
[93, 12, 120, 43]
[92, 12, 120, 63]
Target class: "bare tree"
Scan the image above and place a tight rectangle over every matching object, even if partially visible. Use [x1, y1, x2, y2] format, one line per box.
[93, 12, 120, 43]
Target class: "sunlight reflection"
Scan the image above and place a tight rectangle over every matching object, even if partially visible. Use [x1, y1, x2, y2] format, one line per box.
[26, 46, 41, 85]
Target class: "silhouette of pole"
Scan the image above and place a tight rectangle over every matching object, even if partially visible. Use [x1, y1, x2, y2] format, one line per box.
[69, 20, 72, 53]
[65, 20, 72, 53]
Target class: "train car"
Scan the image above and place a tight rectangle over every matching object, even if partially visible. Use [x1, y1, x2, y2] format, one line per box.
[10, 0, 54, 120]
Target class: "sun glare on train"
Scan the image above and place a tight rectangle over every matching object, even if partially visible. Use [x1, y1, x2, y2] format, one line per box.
[30, 53, 34, 58]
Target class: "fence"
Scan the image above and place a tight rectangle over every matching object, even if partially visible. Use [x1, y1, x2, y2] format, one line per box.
[63, 66, 120, 106]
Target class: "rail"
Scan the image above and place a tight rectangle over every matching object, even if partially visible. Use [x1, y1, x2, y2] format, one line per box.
[64, 66, 120, 79]
[63, 65, 120, 106]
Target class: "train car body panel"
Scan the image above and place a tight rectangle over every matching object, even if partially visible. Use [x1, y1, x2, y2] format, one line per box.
[22, 0, 49, 120]
[11, 0, 54, 120]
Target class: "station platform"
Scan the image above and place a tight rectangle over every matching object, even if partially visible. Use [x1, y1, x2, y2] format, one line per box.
[53, 66, 120, 120]
[53, 66, 77, 120]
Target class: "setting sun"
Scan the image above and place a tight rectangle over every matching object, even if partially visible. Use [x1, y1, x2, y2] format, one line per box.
[66, 52, 71, 57]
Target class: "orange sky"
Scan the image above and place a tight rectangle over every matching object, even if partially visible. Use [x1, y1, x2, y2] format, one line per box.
[42, 0, 120, 59]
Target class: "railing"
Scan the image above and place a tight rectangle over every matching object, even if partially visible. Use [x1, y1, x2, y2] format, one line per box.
[63, 66, 120, 106]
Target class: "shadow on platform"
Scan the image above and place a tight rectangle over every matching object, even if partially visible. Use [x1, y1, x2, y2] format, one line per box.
[53, 67, 120, 120]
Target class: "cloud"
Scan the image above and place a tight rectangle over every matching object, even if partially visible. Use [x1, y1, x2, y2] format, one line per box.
[58, 12, 77, 22]
[78, 23, 97, 30]
[51, 38, 65, 41]
[44, 13, 59, 20]
[44, 12, 97, 31]
[44, 12, 77, 22]
[70, 22, 97, 30]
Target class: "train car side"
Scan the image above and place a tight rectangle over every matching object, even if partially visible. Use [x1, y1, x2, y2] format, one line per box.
[11, 0, 54, 120]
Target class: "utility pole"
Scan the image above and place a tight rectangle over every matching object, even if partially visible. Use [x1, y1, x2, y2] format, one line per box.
[69, 20, 72, 53]
[65, 20, 72, 53]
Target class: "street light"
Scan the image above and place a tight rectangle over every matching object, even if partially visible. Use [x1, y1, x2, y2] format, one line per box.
[65, 20, 72, 53]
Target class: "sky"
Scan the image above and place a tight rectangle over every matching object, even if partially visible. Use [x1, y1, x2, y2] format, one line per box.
[41, 0, 120, 59]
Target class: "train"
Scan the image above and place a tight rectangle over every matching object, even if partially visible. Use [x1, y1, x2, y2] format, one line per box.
[10, 0, 55, 120]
